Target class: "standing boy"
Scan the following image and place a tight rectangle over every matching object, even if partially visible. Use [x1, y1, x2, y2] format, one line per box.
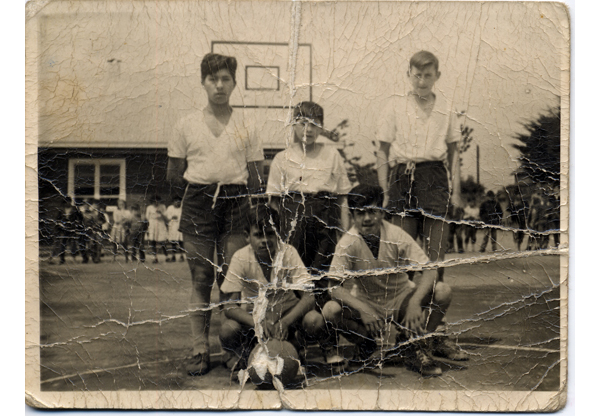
[167, 53, 263, 376]
[266, 102, 352, 364]
[219, 205, 325, 371]
[376, 51, 461, 279]
[323, 184, 468, 377]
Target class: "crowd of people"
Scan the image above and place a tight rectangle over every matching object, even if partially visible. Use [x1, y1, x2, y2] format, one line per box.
[44, 51, 561, 381]
[46, 196, 185, 265]
[446, 190, 561, 254]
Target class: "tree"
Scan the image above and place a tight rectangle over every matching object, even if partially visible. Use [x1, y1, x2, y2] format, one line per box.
[457, 111, 474, 167]
[512, 107, 561, 188]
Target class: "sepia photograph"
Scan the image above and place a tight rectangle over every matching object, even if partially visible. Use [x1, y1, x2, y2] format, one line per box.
[25, 0, 569, 411]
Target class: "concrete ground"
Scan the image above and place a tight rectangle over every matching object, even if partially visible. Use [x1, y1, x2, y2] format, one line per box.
[38, 229, 563, 392]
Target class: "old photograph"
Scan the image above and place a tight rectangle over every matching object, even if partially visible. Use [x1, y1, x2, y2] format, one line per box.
[25, 0, 569, 411]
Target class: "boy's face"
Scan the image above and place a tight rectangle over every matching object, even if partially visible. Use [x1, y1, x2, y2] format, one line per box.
[202, 68, 235, 105]
[293, 117, 323, 145]
[407, 64, 440, 98]
[351, 205, 384, 236]
[247, 225, 278, 260]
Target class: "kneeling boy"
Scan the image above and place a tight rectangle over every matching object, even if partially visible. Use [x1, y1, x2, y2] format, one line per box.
[220, 205, 326, 371]
[323, 184, 467, 376]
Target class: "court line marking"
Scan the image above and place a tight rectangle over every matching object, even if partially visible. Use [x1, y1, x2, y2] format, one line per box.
[460, 343, 558, 353]
[41, 343, 559, 385]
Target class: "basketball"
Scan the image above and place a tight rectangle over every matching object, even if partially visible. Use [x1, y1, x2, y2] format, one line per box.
[247, 339, 300, 388]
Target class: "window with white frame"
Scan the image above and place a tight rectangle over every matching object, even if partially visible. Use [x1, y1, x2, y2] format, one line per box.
[68, 159, 126, 205]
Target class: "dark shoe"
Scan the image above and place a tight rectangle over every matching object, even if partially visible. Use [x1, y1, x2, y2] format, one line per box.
[187, 353, 210, 376]
[349, 339, 379, 367]
[152, 259, 159, 264]
[180, 256, 185, 262]
[165, 257, 173, 263]
[430, 337, 469, 361]
[404, 344, 442, 377]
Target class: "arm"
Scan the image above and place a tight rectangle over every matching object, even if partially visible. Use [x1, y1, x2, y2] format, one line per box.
[401, 269, 437, 335]
[376, 141, 391, 208]
[447, 141, 462, 206]
[166, 157, 187, 192]
[338, 195, 350, 232]
[247, 161, 262, 194]
[274, 291, 316, 340]
[330, 282, 384, 336]
[223, 292, 255, 327]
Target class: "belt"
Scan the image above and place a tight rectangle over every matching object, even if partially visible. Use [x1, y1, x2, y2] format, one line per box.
[186, 183, 247, 209]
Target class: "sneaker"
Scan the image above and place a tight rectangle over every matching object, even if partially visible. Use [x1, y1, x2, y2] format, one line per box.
[187, 353, 210, 376]
[430, 337, 469, 361]
[404, 345, 442, 377]
[349, 339, 379, 367]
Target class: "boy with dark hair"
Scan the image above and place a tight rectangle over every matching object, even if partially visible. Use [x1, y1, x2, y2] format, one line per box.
[376, 50, 461, 278]
[167, 52, 264, 376]
[219, 205, 325, 371]
[266, 101, 352, 365]
[323, 184, 468, 376]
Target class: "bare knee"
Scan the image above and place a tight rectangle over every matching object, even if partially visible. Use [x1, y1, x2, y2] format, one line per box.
[302, 310, 325, 335]
[433, 281, 452, 307]
[219, 319, 242, 343]
[321, 301, 343, 325]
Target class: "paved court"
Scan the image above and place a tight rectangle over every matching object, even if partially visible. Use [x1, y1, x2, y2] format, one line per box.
[37, 229, 564, 393]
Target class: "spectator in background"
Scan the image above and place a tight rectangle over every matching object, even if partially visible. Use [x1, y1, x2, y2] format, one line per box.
[479, 191, 503, 252]
[165, 198, 185, 262]
[129, 204, 146, 262]
[111, 199, 132, 262]
[462, 199, 479, 252]
[82, 199, 107, 263]
[507, 198, 528, 251]
[145, 196, 169, 264]
[446, 204, 465, 254]
[48, 197, 81, 264]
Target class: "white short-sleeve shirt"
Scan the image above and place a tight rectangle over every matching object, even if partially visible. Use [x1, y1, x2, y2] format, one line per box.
[221, 243, 314, 316]
[266, 144, 353, 195]
[377, 94, 460, 164]
[329, 220, 430, 302]
[169, 109, 264, 185]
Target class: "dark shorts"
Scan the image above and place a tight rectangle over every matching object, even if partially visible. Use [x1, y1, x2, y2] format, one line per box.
[388, 161, 450, 217]
[179, 183, 249, 239]
[279, 192, 340, 277]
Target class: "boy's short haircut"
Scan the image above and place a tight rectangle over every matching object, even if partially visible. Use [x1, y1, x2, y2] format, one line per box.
[201, 53, 237, 84]
[293, 101, 324, 125]
[409, 50, 439, 72]
[348, 184, 385, 211]
[244, 204, 281, 234]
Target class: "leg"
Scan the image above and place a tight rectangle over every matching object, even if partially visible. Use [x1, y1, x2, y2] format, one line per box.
[455, 225, 464, 253]
[490, 228, 498, 251]
[183, 231, 217, 374]
[480, 229, 489, 252]
[423, 216, 449, 281]
[219, 319, 255, 370]
[321, 300, 377, 361]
